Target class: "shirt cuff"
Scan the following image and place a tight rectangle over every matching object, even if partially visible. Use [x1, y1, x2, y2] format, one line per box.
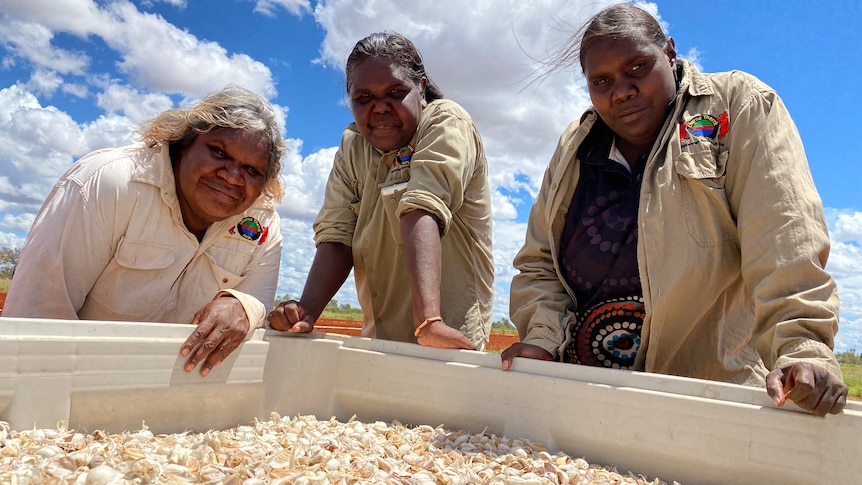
[214, 289, 266, 334]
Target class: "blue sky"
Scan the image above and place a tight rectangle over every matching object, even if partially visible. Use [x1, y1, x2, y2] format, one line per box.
[1, 0, 860, 351]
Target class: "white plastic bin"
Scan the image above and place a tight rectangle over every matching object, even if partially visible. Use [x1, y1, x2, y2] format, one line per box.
[1, 317, 859, 484]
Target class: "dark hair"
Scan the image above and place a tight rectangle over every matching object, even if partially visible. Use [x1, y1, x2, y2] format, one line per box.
[545, 3, 670, 75]
[345, 32, 444, 102]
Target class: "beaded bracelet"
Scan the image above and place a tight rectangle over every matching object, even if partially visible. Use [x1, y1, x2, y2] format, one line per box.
[414, 316, 443, 337]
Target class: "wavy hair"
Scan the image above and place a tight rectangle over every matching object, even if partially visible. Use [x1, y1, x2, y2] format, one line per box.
[135, 85, 286, 201]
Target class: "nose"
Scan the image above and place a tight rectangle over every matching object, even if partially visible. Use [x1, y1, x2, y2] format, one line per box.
[219, 160, 244, 185]
[612, 81, 636, 103]
[371, 97, 391, 113]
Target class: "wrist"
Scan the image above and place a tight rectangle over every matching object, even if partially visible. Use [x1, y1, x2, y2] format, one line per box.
[414, 316, 443, 337]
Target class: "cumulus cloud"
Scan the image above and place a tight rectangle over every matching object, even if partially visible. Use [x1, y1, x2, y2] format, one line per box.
[833, 212, 862, 243]
[96, 84, 174, 123]
[252, 0, 311, 17]
[2, 0, 277, 98]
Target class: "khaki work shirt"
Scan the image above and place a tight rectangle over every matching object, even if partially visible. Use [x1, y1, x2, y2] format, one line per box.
[4, 144, 282, 331]
[510, 61, 841, 386]
[315, 99, 494, 346]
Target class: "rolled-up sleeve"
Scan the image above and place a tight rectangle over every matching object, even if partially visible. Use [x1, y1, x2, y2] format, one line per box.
[397, 104, 480, 237]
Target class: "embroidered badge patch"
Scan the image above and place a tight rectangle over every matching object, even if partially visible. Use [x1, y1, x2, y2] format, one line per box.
[680, 112, 729, 140]
[393, 144, 414, 167]
[236, 217, 263, 241]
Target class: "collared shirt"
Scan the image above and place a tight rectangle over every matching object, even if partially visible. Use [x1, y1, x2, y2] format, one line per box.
[510, 60, 841, 386]
[4, 144, 282, 330]
[314, 99, 494, 345]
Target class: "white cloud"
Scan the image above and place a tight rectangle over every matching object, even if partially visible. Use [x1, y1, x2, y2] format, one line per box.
[0, 85, 138, 213]
[24, 69, 63, 96]
[96, 84, 174, 123]
[97, 2, 276, 99]
[0, 15, 90, 75]
[277, 142, 338, 221]
[252, 0, 311, 17]
[0, 232, 26, 249]
[834, 211, 862, 242]
[2, 0, 277, 99]
[0, 213, 34, 233]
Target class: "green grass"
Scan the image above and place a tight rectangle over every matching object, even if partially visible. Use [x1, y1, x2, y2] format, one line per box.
[0, 278, 10, 291]
[320, 307, 363, 321]
[491, 320, 518, 335]
[841, 363, 862, 400]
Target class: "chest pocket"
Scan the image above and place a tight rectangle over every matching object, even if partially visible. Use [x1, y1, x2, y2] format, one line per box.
[206, 245, 252, 286]
[674, 138, 737, 247]
[379, 181, 408, 246]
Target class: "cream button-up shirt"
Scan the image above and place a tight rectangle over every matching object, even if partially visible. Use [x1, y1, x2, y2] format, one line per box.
[4, 144, 282, 331]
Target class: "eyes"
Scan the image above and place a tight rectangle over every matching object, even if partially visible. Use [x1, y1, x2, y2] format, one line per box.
[590, 60, 651, 89]
[353, 88, 410, 104]
[209, 145, 265, 178]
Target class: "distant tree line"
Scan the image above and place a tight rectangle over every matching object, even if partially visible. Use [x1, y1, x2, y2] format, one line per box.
[837, 349, 862, 365]
[0, 247, 20, 279]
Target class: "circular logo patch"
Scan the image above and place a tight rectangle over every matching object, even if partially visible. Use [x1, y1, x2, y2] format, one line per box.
[237, 217, 262, 241]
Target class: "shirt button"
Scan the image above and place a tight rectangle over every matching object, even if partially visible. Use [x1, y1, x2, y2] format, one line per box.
[222, 278, 229, 283]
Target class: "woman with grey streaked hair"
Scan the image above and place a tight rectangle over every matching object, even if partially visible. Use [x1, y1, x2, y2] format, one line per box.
[5, 85, 286, 377]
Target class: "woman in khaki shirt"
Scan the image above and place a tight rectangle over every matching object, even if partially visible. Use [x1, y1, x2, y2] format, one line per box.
[268, 32, 494, 350]
[502, 4, 846, 416]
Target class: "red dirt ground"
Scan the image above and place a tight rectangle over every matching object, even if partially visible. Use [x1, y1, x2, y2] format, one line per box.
[316, 318, 519, 352]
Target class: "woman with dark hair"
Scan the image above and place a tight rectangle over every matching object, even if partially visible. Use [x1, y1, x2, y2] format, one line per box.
[4, 85, 286, 377]
[501, 4, 847, 416]
[268, 32, 494, 350]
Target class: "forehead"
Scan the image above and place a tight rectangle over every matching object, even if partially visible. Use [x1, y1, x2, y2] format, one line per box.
[582, 35, 664, 74]
[348, 57, 414, 92]
[196, 128, 269, 165]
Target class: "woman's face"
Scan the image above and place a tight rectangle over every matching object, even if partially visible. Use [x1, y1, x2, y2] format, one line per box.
[348, 56, 426, 152]
[583, 35, 677, 156]
[173, 128, 269, 236]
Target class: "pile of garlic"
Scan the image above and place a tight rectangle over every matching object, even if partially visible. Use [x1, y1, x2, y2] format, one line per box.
[0, 415, 673, 484]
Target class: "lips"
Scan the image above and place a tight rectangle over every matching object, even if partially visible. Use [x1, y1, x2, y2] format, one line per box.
[616, 105, 648, 121]
[204, 180, 241, 204]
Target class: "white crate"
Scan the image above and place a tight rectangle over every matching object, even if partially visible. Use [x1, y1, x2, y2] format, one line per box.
[1, 318, 859, 484]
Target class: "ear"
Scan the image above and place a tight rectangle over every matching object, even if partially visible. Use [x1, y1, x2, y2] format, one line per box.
[420, 77, 428, 107]
[666, 37, 677, 64]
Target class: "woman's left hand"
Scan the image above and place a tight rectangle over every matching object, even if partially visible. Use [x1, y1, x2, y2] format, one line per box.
[765, 362, 848, 416]
[180, 296, 251, 376]
[416, 318, 476, 350]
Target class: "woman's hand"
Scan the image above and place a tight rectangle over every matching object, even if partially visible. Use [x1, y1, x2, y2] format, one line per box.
[765, 362, 848, 416]
[267, 299, 315, 333]
[500, 343, 554, 371]
[180, 296, 251, 376]
[416, 318, 476, 350]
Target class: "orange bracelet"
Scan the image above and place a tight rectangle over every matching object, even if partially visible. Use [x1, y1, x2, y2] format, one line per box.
[414, 316, 443, 337]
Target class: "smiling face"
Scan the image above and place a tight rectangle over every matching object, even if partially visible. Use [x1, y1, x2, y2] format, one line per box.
[348, 56, 426, 152]
[173, 128, 269, 237]
[583, 35, 677, 160]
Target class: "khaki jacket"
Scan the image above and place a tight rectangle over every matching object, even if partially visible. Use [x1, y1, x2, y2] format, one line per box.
[315, 99, 494, 345]
[5, 144, 282, 331]
[510, 61, 841, 386]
